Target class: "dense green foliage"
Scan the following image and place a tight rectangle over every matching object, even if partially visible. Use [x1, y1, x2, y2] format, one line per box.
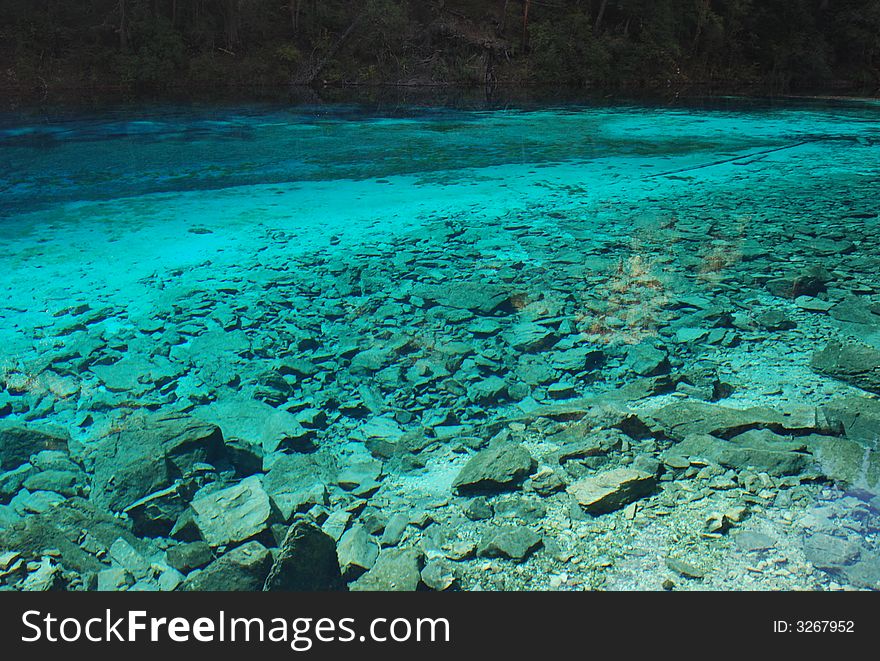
[1, 1, 878, 94]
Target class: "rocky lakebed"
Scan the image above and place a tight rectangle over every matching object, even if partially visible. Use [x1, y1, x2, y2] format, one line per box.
[1, 101, 879, 592]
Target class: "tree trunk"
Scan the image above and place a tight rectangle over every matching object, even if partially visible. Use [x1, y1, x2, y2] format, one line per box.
[521, 0, 531, 50]
[693, 0, 710, 53]
[220, 0, 240, 49]
[119, 0, 128, 51]
[594, 0, 608, 35]
[301, 10, 365, 85]
[500, 0, 510, 32]
[290, 0, 301, 33]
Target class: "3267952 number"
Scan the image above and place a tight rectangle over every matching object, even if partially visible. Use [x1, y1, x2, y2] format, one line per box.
[796, 621, 854, 633]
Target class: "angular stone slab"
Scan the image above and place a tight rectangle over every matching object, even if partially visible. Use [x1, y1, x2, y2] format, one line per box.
[452, 443, 536, 495]
[337, 524, 379, 579]
[264, 520, 343, 591]
[263, 453, 334, 521]
[812, 341, 880, 394]
[350, 548, 423, 591]
[89, 413, 224, 511]
[668, 430, 813, 476]
[191, 475, 273, 547]
[415, 282, 514, 314]
[198, 397, 313, 453]
[647, 400, 819, 441]
[182, 541, 272, 591]
[567, 467, 656, 514]
[477, 526, 543, 561]
[504, 322, 559, 352]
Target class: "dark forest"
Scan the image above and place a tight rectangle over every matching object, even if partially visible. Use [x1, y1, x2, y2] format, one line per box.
[1, 1, 879, 97]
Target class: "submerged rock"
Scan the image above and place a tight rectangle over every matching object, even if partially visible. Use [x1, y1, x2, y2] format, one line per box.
[845, 555, 880, 590]
[350, 548, 423, 591]
[734, 531, 776, 552]
[812, 341, 880, 394]
[504, 322, 559, 352]
[667, 430, 812, 476]
[806, 435, 880, 494]
[0, 497, 140, 573]
[766, 265, 833, 299]
[647, 400, 814, 440]
[199, 397, 314, 453]
[452, 443, 536, 494]
[821, 396, 880, 444]
[625, 344, 670, 376]
[182, 541, 272, 591]
[420, 559, 456, 591]
[264, 520, 343, 591]
[567, 468, 657, 514]
[802, 533, 860, 571]
[166, 542, 213, 574]
[477, 526, 543, 561]
[337, 524, 379, 579]
[263, 453, 333, 521]
[89, 414, 224, 511]
[0, 425, 69, 471]
[190, 475, 274, 547]
[124, 483, 193, 538]
[415, 282, 514, 315]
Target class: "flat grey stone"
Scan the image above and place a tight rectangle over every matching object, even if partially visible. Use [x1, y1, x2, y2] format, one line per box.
[477, 526, 543, 561]
[734, 530, 776, 552]
[337, 524, 379, 579]
[812, 341, 880, 394]
[350, 548, 423, 591]
[803, 533, 861, 570]
[191, 475, 273, 547]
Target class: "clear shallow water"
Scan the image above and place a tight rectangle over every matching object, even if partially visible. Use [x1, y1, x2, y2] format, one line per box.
[0, 97, 879, 591]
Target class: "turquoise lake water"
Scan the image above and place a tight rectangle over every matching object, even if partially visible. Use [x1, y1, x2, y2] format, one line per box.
[0, 96, 879, 591]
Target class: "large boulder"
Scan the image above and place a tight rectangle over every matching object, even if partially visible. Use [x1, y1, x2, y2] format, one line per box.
[452, 443, 536, 494]
[89, 414, 224, 511]
[812, 341, 880, 394]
